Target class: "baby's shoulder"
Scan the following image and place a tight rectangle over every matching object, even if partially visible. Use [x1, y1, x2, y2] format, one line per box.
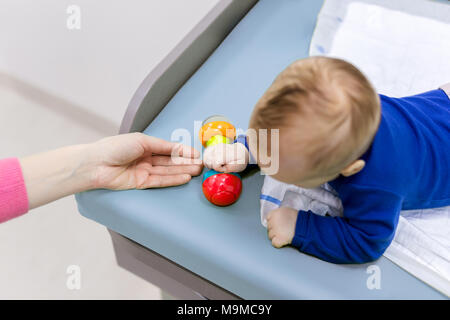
[330, 153, 403, 199]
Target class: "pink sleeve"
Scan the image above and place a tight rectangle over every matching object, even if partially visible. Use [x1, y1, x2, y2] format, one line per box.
[0, 158, 29, 223]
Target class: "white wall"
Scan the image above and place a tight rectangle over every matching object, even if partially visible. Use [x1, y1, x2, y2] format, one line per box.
[0, 0, 219, 299]
[0, 0, 219, 132]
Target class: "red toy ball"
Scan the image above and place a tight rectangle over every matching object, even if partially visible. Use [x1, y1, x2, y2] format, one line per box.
[202, 171, 242, 206]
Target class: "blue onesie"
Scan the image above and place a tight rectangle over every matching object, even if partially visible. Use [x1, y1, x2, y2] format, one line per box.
[240, 88, 450, 264]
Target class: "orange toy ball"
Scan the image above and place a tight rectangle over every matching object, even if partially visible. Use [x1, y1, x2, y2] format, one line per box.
[199, 116, 236, 147]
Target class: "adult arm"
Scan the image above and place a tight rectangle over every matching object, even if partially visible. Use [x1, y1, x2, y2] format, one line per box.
[1, 133, 202, 221]
[0, 158, 29, 222]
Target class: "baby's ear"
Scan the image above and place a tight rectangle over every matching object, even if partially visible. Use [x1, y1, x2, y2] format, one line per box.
[340, 160, 365, 177]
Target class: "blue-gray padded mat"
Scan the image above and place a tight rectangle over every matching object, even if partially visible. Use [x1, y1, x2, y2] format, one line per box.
[76, 0, 445, 299]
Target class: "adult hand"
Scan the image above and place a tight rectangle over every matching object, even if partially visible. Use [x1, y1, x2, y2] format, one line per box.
[91, 133, 203, 190]
[20, 133, 202, 209]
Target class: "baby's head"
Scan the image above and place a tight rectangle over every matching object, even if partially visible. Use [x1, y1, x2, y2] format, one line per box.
[249, 57, 381, 188]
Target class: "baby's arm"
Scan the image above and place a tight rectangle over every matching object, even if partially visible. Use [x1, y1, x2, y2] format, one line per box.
[269, 184, 403, 264]
[203, 135, 250, 172]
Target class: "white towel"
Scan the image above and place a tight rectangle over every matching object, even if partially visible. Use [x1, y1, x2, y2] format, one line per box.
[309, 0, 450, 97]
[260, 176, 342, 227]
[260, 176, 450, 297]
[260, 0, 450, 296]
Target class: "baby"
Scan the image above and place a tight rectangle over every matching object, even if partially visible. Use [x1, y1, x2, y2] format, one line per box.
[203, 56, 450, 264]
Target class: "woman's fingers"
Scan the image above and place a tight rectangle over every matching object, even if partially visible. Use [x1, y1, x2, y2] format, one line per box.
[148, 165, 202, 176]
[141, 174, 192, 189]
[151, 155, 203, 166]
[138, 134, 200, 159]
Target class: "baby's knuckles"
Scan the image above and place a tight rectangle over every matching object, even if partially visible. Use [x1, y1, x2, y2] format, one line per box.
[203, 143, 247, 170]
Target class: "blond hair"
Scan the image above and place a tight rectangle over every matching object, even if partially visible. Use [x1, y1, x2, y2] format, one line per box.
[249, 57, 381, 176]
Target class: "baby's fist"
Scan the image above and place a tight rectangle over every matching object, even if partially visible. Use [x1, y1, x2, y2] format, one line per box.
[267, 207, 298, 248]
[203, 142, 248, 173]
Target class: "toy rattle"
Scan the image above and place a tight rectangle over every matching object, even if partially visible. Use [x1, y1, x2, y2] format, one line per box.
[199, 115, 243, 206]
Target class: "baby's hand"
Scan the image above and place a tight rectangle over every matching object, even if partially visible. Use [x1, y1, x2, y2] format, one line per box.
[267, 207, 298, 248]
[203, 142, 248, 173]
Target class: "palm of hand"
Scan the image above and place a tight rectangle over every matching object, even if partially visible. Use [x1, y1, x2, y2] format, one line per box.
[91, 133, 202, 190]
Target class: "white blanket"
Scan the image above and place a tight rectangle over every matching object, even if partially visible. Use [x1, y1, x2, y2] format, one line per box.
[260, 176, 450, 297]
[260, 0, 450, 296]
[309, 0, 450, 97]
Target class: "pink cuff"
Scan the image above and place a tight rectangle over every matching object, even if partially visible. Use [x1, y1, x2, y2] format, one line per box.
[0, 158, 29, 223]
